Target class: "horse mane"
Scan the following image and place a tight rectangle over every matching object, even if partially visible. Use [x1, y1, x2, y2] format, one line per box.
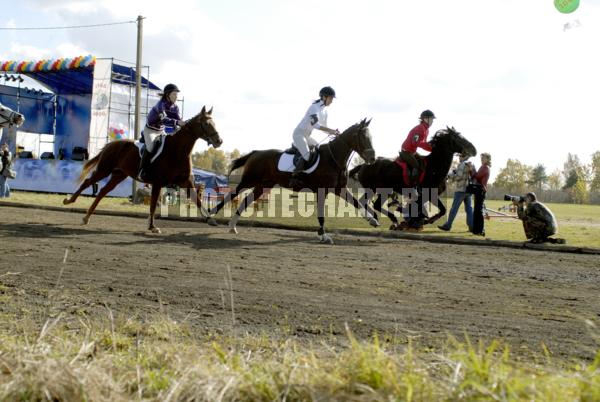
[429, 127, 460, 148]
[176, 110, 206, 133]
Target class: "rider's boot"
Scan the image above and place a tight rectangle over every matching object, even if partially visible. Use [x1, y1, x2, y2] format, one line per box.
[289, 157, 307, 187]
[408, 168, 421, 186]
[137, 148, 153, 182]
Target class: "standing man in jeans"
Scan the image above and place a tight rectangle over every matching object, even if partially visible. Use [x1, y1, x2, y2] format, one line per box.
[438, 153, 473, 232]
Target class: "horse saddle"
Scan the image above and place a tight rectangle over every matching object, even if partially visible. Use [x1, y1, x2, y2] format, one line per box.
[136, 135, 167, 163]
[277, 145, 320, 174]
[394, 156, 428, 186]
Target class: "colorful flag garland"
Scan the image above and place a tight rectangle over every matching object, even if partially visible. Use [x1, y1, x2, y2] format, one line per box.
[0, 55, 96, 72]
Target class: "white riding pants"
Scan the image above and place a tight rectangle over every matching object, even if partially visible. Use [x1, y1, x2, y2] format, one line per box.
[143, 126, 164, 153]
[292, 128, 318, 161]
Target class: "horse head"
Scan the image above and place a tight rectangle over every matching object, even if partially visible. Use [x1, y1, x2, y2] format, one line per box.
[183, 106, 223, 148]
[0, 103, 25, 127]
[430, 126, 476, 158]
[341, 118, 376, 164]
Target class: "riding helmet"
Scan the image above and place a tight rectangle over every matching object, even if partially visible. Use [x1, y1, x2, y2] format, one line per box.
[319, 86, 336, 98]
[420, 109, 436, 119]
[163, 83, 180, 95]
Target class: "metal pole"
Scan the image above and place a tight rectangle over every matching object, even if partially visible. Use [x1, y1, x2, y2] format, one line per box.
[132, 15, 144, 199]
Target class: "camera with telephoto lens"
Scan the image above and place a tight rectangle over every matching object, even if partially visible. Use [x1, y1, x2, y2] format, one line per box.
[504, 194, 525, 203]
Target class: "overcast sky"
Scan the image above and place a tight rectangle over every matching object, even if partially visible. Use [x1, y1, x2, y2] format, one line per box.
[2, 0, 599, 181]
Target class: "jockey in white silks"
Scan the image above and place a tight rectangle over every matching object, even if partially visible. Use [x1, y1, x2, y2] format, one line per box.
[291, 86, 340, 178]
[138, 83, 184, 181]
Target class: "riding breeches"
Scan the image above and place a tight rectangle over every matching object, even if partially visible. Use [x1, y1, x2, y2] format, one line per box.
[143, 126, 164, 153]
[399, 150, 422, 170]
[292, 128, 318, 161]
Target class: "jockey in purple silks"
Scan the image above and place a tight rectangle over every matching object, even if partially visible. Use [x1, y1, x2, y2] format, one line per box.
[138, 83, 185, 181]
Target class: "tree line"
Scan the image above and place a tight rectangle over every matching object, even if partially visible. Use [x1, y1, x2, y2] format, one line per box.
[492, 151, 600, 204]
[194, 149, 600, 204]
[191, 148, 241, 175]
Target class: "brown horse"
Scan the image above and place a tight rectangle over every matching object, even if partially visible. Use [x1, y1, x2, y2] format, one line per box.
[210, 119, 379, 244]
[63, 106, 222, 233]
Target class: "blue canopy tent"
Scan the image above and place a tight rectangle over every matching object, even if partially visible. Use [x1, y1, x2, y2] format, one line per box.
[0, 56, 166, 197]
[192, 168, 228, 189]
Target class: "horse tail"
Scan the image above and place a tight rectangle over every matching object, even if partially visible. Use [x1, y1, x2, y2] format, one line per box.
[77, 153, 102, 183]
[229, 151, 256, 175]
[349, 164, 363, 181]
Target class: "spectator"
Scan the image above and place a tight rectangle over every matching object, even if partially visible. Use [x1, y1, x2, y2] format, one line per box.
[438, 153, 473, 232]
[0, 143, 14, 197]
[515, 192, 565, 244]
[469, 152, 491, 236]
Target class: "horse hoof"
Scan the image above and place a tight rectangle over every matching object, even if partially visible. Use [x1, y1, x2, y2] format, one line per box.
[389, 223, 398, 231]
[368, 217, 380, 227]
[63, 198, 71, 205]
[207, 217, 218, 227]
[229, 227, 238, 234]
[150, 227, 161, 234]
[319, 234, 334, 245]
[82, 216, 89, 225]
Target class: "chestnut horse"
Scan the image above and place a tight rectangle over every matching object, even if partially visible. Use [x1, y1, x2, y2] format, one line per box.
[210, 119, 379, 243]
[63, 106, 222, 233]
[349, 127, 476, 230]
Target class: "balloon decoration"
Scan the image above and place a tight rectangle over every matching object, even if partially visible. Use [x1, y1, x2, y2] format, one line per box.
[554, 0, 579, 14]
[108, 124, 128, 141]
[0, 55, 96, 73]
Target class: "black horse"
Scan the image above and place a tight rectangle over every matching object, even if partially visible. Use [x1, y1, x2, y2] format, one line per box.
[349, 127, 477, 230]
[210, 119, 379, 243]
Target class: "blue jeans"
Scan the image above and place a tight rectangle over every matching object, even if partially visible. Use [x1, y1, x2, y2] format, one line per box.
[441, 191, 472, 230]
[0, 175, 9, 198]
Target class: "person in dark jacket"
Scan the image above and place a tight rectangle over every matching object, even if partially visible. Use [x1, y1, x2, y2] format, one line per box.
[470, 152, 491, 236]
[0, 143, 13, 197]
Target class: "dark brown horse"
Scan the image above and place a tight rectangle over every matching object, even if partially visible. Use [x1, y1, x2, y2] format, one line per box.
[349, 127, 476, 230]
[210, 119, 379, 243]
[63, 106, 222, 233]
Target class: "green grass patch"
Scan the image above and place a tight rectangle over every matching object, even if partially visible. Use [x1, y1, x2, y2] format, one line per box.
[3, 190, 600, 249]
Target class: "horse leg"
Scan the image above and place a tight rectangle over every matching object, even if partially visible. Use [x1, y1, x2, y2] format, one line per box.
[339, 188, 380, 228]
[424, 192, 446, 225]
[370, 193, 400, 229]
[82, 171, 126, 225]
[316, 190, 333, 244]
[228, 186, 263, 234]
[182, 178, 218, 226]
[211, 182, 247, 216]
[358, 191, 374, 220]
[148, 184, 163, 233]
[63, 169, 110, 205]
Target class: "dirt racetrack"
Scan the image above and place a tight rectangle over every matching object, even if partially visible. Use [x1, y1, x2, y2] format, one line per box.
[1, 204, 599, 361]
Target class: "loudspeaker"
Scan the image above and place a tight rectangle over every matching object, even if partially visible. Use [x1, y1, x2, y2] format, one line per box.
[71, 146, 89, 161]
[19, 151, 33, 159]
[40, 152, 55, 160]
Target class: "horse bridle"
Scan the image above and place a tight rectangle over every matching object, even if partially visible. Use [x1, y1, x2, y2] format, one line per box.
[199, 118, 220, 146]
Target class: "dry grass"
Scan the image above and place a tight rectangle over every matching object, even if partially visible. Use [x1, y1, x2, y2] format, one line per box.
[0, 310, 598, 401]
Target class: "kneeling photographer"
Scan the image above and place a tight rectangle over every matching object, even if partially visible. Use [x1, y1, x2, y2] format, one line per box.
[507, 192, 565, 244]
